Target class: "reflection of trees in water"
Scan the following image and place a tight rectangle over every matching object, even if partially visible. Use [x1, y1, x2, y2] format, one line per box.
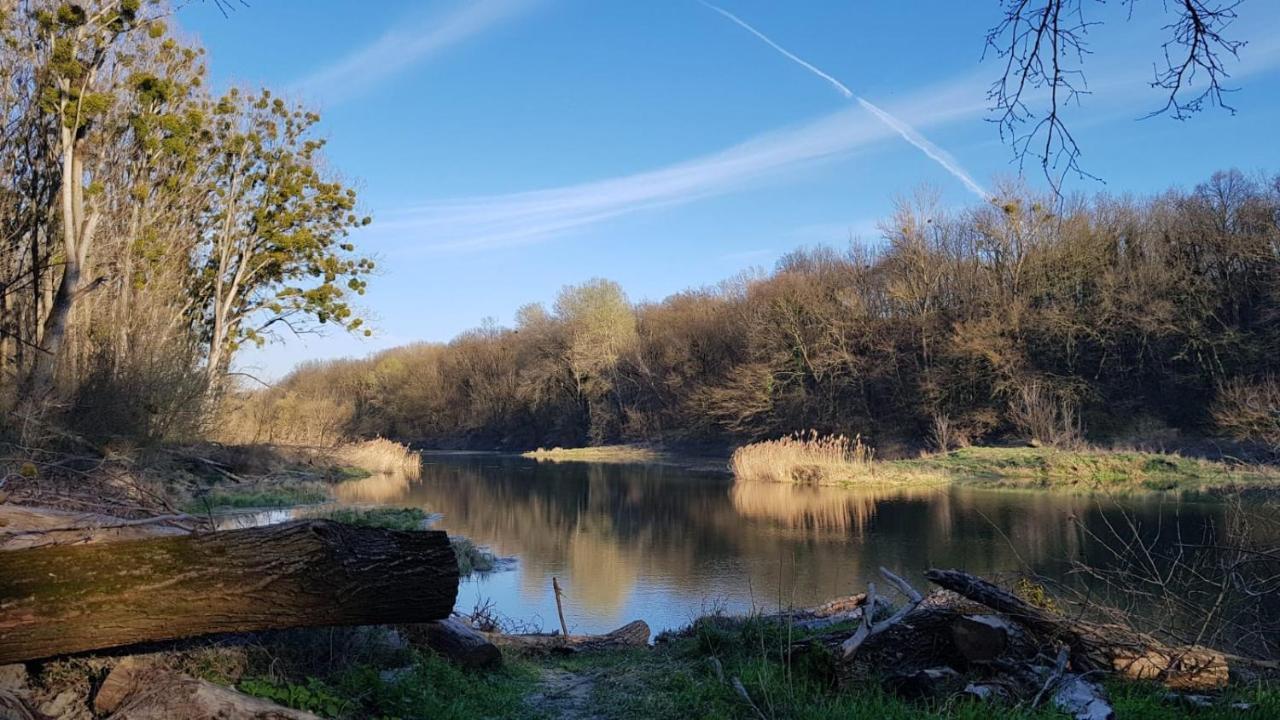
[357, 456, 1243, 621]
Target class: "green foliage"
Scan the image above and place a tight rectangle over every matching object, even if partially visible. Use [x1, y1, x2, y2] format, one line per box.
[183, 484, 328, 513]
[238, 677, 349, 718]
[240, 652, 540, 720]
[451, 536, 498, 576]
[196, 87, 374, 374]
[309, 506, 428, 532]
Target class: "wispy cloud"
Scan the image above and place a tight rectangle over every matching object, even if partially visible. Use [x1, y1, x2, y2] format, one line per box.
[374, 77, 988, 252]
[292, 0, 538, 105]
[699, 1, 989, 199]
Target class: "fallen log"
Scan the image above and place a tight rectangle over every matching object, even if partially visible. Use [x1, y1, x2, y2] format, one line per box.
[0, 504, 199, 551]
[94, 656, 319, 720]
[0, 520, 459, 664]
[486, 620, 650, 654]
[925, 568, 1232, 690]
[404, 617, 503, 669]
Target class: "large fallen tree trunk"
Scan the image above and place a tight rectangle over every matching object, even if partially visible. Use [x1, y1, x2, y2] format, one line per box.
[0, 520, 459, 664]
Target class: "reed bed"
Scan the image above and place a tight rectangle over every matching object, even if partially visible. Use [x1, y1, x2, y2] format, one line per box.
[730, 431, 942, 486]
[333, 438, 422, 479]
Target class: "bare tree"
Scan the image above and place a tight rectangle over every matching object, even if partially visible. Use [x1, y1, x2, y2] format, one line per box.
[986, 0, 1247, 192]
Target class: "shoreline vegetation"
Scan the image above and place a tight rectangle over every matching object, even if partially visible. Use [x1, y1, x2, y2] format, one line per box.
[518, 436, 1280, 494]
[731, 434, 1280, 493]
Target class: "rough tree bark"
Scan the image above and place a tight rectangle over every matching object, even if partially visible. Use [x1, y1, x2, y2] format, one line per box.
[0, 520, 459, 664]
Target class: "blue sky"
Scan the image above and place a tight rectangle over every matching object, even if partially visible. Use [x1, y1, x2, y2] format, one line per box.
[177, 0, 1280, 378]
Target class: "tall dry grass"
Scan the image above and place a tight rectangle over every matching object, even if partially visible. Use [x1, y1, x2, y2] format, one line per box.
[730, 431, 877, 484]
[334, 438, 421, 479]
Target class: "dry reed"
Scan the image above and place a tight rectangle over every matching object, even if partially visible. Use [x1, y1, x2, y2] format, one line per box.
[333, 438, 421, 479]
[730, 431, 878, 485]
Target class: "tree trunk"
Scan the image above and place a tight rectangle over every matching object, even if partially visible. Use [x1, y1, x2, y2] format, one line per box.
[0, 520, 459, 664]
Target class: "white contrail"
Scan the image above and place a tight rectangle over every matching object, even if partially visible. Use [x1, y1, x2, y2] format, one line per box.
[700, 1, 989, 199]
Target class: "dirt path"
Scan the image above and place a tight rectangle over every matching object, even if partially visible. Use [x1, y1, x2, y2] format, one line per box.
[525, 667, 601, 720]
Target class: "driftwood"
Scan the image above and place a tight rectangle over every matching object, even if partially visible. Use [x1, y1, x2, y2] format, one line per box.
[840, 568, 925, 659]
[0, 520, 459, 664]
[925, 568, 1232, 690]
[0, 505, 200, 551]
[404, 617, 503, 669]
[94, 656, 319, 720]
[487, 620, 650, 655]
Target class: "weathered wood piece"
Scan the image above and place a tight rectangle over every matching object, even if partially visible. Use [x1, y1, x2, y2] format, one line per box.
[487, 620, 650, 654]
[0, 520, 459, 664]
[94, 656, 319, 719]
[0, 505, 199, 551]
[405, 617, 503, 669]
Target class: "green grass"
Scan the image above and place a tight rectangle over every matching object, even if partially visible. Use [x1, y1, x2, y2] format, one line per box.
[894, 446, 1278, 493]
[183, 483, 330, 513]
[306, 506, 429, 531]
[531, 616, 1277, 719]
[238, 650, 543, 720]
[451, 536, 499, 576]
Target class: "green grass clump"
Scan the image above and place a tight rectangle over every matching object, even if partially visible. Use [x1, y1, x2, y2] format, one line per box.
[451, 536, 498, 576]
[183, 483, 329, 513]
[239, 651, 540, 720]
[308, 506, 429, 531]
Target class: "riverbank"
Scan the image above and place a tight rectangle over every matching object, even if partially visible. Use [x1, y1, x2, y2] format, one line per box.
[519, 439, 1280, 494]
[729, 434, 1279, 493]
[92, 582, 1276, 720]
[521, 444, 730, 474]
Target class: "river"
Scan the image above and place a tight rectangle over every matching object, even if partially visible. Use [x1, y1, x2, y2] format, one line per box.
[328, 452, 1269, 637]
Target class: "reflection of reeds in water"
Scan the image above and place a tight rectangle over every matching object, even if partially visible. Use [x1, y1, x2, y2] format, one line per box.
[730, 480, 940, 534]
[333, 471, 415, 504]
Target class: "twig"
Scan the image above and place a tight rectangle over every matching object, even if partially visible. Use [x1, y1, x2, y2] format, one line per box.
[1031, 646, 1070, 708]
[731, 676, 767, 720]
[552, 576, 569, 637]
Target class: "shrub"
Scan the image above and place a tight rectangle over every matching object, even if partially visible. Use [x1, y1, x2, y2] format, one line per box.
[1213, 376, 1280, 454]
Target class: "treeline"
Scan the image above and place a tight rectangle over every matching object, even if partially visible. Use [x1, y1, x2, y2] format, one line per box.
[235, 171, 1280, 455]
[1, 1, 370, 443]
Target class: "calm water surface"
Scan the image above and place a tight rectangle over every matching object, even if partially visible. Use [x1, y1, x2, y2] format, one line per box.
[331, 453, 1251, 635]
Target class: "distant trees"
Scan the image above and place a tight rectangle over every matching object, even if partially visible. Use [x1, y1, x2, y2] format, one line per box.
[0, 1, 369, 442]
[241, 170, 1280, 455]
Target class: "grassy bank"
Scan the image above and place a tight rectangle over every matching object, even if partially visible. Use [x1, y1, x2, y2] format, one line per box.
[904, 446, 1279, 492]
[730, 434, 1279, 493]
[522, 444, 729, 473]
[226, 614, 1277, 719]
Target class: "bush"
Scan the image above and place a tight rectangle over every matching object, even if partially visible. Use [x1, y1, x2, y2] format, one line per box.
[1213, 376, 1280, 454]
